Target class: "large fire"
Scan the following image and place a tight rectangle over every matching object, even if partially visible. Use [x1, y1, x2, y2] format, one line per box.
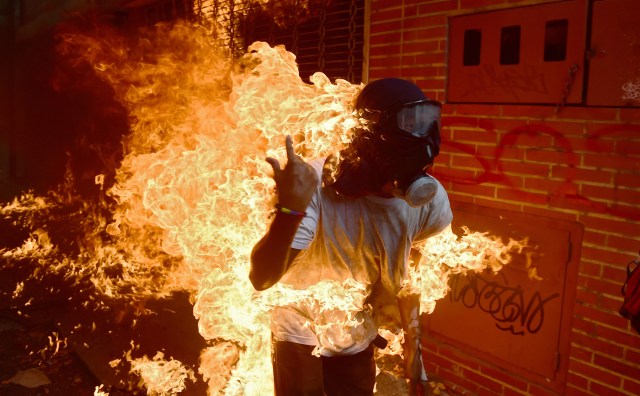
[1, 18, 530, 396]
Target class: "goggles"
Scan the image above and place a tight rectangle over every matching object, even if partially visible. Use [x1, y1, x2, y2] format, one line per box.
[396, 100, 442, 138]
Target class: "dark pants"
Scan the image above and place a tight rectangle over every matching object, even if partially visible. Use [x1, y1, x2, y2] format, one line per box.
[272, 338, 376, 396]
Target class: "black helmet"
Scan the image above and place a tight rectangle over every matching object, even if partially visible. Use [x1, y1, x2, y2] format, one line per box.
[328, 78, 442, 198]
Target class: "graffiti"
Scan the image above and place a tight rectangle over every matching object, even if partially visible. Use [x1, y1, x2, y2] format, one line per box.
[461, 64, 548, 101]
[437, 120, 640, 221]
[449, 274, 560, 336]
[622, 78, 640, 104]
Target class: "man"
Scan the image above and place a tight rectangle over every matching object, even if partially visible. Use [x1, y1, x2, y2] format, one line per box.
[250, 78, 452, 395]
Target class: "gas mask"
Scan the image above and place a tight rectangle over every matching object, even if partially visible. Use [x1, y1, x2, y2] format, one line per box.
[328, 78, 442, 207]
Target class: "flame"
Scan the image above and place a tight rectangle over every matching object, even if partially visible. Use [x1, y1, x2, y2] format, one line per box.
[129, 352, 196, 395]
[409, 225, 529, 314]
[0, 18, 532, 395]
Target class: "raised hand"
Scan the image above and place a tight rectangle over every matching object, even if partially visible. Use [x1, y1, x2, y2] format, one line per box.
[266, 135, 318, 212]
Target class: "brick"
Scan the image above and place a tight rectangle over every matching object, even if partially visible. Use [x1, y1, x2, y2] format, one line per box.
[583, 153, 640, 172]
[581, 184, 640, 206]
[582, 246, 636, 267]
[584, 276, 625, 297]
[438, 345, 481, 371]
[596, 326, 640, 350]
[453, 129, 498, 143]
[463, 368, 503, 394]
[416, 78, 446, 91]
[549, 193, 606, 214]
[434, 152, 451, 167]
[499, 127, 557, 148]
[478, 145, 525, 161]
[574, 304, 629, 329]
[433, 167, 478, 184]
[496, 187, 549, 205]
[579, 184, 617, 202]
[369, 67, 403, 79]
[623, 378, 640, 396]
[400, 67, 442, 80]
[460, 0, 505, 9]
[414, 52, 447, 64]
[369, 19, 403, 34]
[370, 7, 403, 21]
[451, 155, 486, 170]
[477, 387, 498, 396]
[599, 294, 623, 313]
[594, 354, 640, 379]
[402, 29, 417, 42]
[570, 345, 594, 363]
[566, 372, 589, 391]
[607, 204, 640, 222]
[586, 123, 640, 140]
[401, 40, 440, 54]
[620, 108, 640, 123]
[474, 197, 522, 213]
[614, 172, 640, 189]
[402, 3, 418, 17]
[541, 120, 587, 136]
[575, 287, 599, 305]
[369, 30, 402, 43]
[569, 359, 622, 387]
[369, 43, 402, 57]
[497, 172, 524, 188]
[624, 348, 640, 364]
[524, 177, 571, 194]
[614, 187, 640, 206]
[481, 117, 528, 133]
[417, 0, 459, 14]
[427, 351, 457, 371]
[551, 165, 613, 185]
[602, 265, 632, 284]
[572, 316, 599, 336]
[605, 235, 640, 253]
[404, 18, 447, 32]
[589, 382, 627, 396]
[566, 135, 616, 153]
[579, 215, 640, 236]
[557, 107, 618, 121]
[565, 383, 591, 396]
[451, 182, 495, 197]
[370, 0, 401, 11]
[442, 116, 480, 128]
[499, 160, 550, 177]
[615, 140, 640, 156]
[453, 104, 502, 116]
[416, 26, 448, 41]
[480, 365, 528, 391]
[438, 368, 479, 394]
[582, 230, 607, 246]
[579, 260, 603, 276]
[501, 105, 556, 119]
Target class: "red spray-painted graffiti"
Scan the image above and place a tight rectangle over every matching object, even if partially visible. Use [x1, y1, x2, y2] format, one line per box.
[436, 120, 640, 221]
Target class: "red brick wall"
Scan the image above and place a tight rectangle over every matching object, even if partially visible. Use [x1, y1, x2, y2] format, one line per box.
[368, 0, 640, 394]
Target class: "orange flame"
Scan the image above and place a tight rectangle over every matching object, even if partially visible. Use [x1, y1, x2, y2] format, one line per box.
[0, 19, 531, 395]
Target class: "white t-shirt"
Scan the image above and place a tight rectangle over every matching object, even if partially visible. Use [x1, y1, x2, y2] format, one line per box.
[271, 158, 453, 356]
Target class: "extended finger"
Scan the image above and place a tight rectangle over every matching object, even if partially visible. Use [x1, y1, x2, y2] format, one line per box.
[265, 157, 282, 177]
[285, 135, 296, 162]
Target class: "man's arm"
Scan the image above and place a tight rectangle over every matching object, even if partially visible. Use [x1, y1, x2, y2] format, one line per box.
[250, 217, 302, 291]
[249, 135, 318, 291]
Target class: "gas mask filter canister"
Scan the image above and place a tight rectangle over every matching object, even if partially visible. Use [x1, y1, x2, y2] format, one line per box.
[393, 173, 439, 207]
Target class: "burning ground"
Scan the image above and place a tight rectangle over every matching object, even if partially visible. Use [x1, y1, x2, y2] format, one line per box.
[1, 19, 529, 395]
